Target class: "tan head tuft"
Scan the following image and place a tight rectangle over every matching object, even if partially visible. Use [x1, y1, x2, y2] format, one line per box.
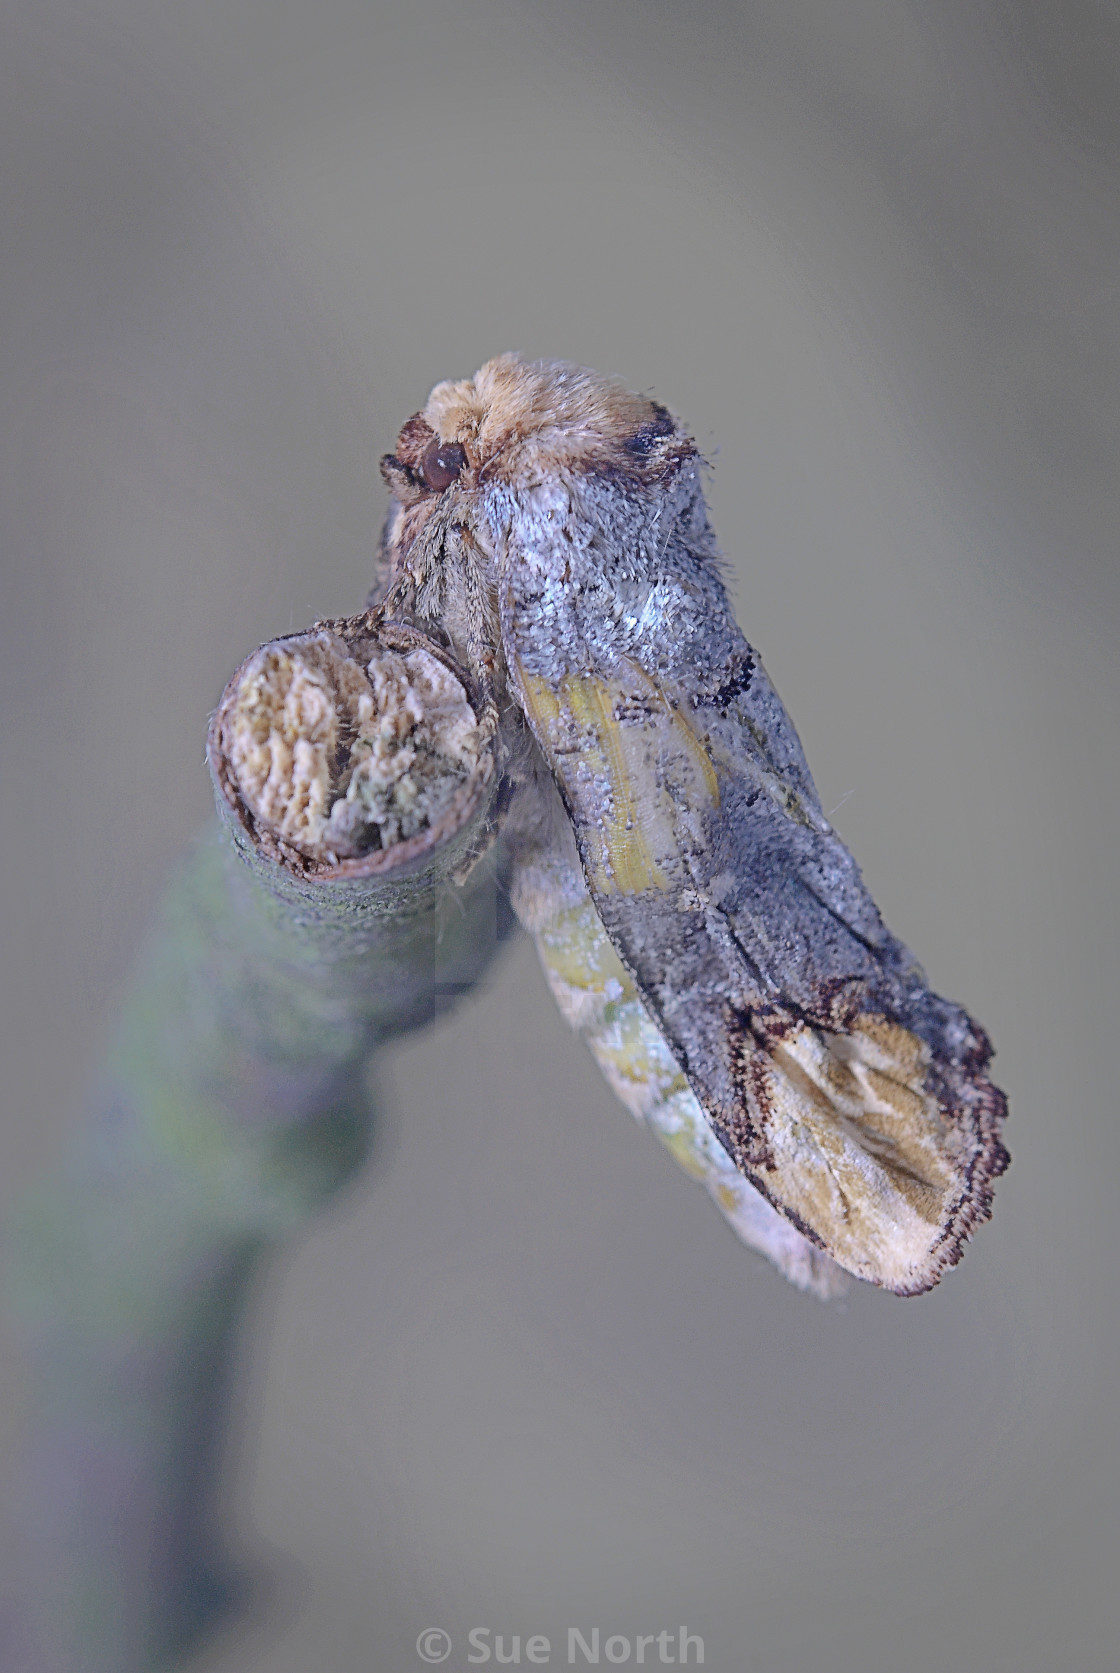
[419, 353, 683, 482]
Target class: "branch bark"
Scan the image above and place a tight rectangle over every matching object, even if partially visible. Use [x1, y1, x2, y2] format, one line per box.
[5, 619, 515, 1671]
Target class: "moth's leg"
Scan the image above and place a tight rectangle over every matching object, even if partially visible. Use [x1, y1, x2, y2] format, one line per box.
[372, 566, 419, 626]
[374, 501, 455, 631]
[413, 543, 447, 624]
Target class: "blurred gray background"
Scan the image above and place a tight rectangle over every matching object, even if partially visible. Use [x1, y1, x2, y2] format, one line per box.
[2, 2, 1118, 1669]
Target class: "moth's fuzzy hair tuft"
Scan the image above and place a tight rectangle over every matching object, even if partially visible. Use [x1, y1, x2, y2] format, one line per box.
[421, 352, 687, 483]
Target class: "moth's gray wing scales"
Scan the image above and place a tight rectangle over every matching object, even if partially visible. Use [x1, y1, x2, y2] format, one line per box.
[498, 465, 1007, 1294]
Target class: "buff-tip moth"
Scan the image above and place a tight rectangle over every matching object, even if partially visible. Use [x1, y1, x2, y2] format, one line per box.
[372, 354, 1008, 1297]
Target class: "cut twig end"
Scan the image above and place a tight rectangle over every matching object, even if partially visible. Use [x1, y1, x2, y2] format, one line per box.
[208, 620, 496, 881]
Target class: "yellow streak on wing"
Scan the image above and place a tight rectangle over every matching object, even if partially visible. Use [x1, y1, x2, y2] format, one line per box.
[614, 655, 720, 808]
[561, 675, 672, 894]
[519, 673, 562, 732]
[520, 668, 721, 897]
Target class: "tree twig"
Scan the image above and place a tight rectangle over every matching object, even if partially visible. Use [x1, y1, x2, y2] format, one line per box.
[6, 619, 515, 1671]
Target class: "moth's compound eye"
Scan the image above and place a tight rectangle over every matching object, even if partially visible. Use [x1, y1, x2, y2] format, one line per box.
[421, 438, 467, 492]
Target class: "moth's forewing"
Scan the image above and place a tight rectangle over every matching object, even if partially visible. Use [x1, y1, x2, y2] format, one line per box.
[532, 881, 852, 1299]
[498, 465, 1007, 1295]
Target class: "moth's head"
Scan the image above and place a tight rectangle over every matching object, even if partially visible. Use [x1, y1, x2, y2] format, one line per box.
[379, 353, 692, 510]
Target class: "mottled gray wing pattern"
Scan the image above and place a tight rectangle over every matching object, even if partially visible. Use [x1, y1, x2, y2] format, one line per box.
[499, 476, 1006, 1292]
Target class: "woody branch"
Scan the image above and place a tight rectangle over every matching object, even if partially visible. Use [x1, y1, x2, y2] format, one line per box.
[6, 617, 514, 1672]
